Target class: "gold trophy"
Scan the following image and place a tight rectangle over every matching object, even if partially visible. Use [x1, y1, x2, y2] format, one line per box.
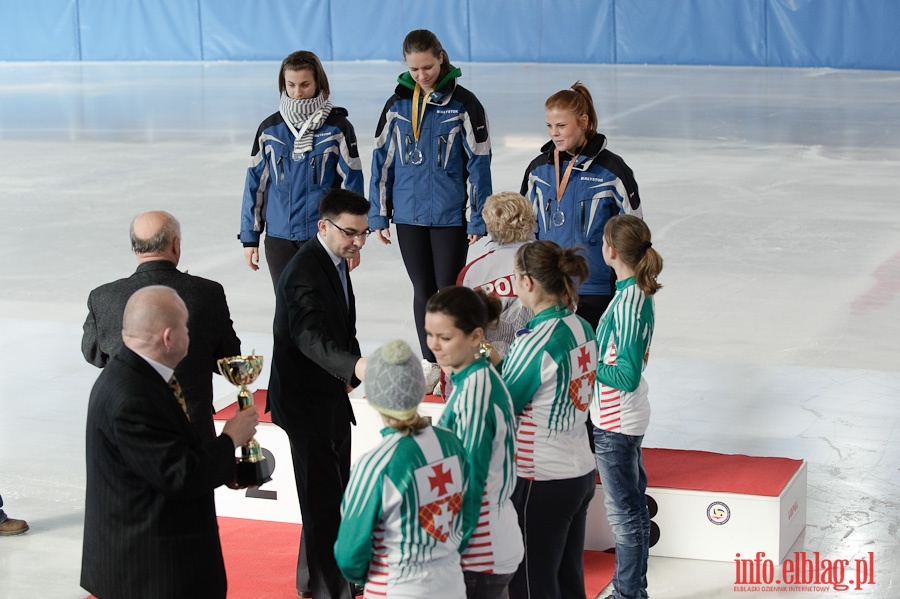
[217, 354, 272, 488]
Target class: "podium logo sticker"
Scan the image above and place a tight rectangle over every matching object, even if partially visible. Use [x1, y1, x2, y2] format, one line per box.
[707, 501, 730, 525]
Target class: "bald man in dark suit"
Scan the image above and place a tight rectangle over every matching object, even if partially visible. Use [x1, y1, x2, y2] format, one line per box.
[82, 211, 241, 441]
[81, 285, 258, 599]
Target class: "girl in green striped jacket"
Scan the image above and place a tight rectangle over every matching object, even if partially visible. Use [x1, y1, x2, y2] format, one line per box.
[500, 239, 598, 599]
[592, 214, 663, 599]
[335, 340, 475, 598]
[426, 287, 524, 599]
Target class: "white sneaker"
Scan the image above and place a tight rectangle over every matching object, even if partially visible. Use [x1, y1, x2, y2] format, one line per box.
[422, 360, 441, 396]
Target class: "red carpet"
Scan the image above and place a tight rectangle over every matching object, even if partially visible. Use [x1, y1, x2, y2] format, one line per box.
[643, 447, 803, 497]
[214, 391, 446, 423]
[207, 517, 613, 599]
[220, 517, 300, 598]
[86, 511, 608, 598]
[77, 516, 609, 599]
[216, 517, 613, 599]
[583, 550, 616, 598]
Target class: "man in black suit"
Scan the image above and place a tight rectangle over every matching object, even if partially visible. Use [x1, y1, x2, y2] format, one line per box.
[81, 285, 258, 599]
[269, 189, 369, 599]
[82, 211, 242, 441]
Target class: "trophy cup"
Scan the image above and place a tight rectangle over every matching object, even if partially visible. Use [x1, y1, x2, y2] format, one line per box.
[217, 354, 272, 488]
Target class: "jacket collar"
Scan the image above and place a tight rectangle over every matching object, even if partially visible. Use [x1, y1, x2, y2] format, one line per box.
[394, 65, 461, 106]
[540, 133, 609, 170]
[134, 259, 178, 273]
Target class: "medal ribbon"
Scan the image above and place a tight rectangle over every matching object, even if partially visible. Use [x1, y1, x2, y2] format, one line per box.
[411, 83, 429, 145]
[554, 147, 580, 203]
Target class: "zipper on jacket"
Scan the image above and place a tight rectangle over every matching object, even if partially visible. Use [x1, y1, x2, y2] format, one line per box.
[581, 200, 587, 236]
[404, 134, 413, 166]
[438, 135, 447, 169]
[277, 156, 284, 184]
[311, 156, 318, 187]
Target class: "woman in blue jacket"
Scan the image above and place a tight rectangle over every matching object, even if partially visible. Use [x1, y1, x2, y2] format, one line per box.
[240, 50, 364, 288]
[520, 81, 642, 329]
[370, 30, 492, 368]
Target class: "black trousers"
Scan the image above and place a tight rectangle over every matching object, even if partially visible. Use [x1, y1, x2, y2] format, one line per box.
[509, 471, 596, 599]
[575, 294, 613, 330]
[395, 224, 469, 362]
[264, 235, 307, 289]
[286, 430, 353, 599]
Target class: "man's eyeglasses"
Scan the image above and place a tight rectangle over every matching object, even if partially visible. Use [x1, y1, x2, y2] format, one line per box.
[325, 219, 371, 241]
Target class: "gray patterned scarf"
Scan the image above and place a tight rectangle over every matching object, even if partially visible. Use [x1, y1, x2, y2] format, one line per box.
[279, 92, 333, 158]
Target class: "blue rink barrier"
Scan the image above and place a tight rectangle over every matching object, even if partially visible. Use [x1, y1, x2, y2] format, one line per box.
[1, 0, 898, 70]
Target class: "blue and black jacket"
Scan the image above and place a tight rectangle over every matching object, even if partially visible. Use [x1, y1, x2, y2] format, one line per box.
[520, 134, 642, 296]
[369, 68, 492, 236]
[240, 107, 364, 246]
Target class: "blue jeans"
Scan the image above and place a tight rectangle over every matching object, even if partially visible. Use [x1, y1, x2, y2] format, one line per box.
[0, 493, 6, 524]
[593, 427, 650, 599]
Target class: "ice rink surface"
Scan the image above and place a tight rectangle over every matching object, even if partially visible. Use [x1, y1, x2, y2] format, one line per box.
[1, 60, 898, 598]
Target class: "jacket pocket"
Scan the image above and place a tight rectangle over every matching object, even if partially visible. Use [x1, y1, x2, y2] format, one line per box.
[434, 125, 463, 175]
[579, 196, 618, 243]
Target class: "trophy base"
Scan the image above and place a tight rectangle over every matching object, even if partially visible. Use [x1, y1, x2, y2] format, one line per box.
[233, 458, 273, 489]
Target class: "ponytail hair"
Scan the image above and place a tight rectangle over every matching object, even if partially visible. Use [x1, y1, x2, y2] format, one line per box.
[515, 240, 589, 306]
[603, 215, 663, 296]
[545, 80, 598, 140]
[383, 413, 430, 437]
[425, 286, 502, 333]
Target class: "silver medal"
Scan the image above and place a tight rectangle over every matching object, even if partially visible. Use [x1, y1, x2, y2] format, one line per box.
[409, 146, 424, 165]
[552, 207, 566, 227]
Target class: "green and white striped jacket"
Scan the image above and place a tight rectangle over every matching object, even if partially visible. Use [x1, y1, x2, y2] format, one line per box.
[501, 304, 598, 481]
[335, 424, 474, 598]
[591, 277, 655, 436]
[439, 357, 524, 574]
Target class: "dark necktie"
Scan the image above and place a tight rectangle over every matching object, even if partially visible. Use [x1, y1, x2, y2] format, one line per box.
[337, 259, 349, 306]
[168, 375, 191, 421]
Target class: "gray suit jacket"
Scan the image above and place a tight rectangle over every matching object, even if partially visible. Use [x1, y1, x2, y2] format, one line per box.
[82, 260, 241, 439]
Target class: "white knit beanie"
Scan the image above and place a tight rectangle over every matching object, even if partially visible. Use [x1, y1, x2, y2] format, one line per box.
[365, 339, 426, 420]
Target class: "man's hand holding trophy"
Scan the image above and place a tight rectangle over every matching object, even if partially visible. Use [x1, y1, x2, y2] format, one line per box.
[217, 354, 273, 489]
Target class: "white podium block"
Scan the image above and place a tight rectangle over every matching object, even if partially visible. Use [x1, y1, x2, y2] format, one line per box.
[213, 420, 301, 523]
[585, 449, 808, 563]
[646, 460, 806, 563]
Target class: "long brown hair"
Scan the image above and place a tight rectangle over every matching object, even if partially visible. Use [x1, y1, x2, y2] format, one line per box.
[603, 215, 663, 295]
[278, 50, 330, 99]
[515, 240, 589, 306]
[544, 80, 598, 140]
